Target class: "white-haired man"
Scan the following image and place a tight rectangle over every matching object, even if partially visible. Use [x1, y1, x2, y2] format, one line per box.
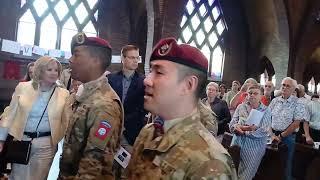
[269, 77, 307, 180]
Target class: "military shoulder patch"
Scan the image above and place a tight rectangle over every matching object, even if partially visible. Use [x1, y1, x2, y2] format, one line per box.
[94, 120, 112, 140]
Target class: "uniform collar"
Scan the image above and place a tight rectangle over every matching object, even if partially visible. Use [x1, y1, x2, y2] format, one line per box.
[143, 109, 200, 152]
[76, 74, 108, 102]
[163, 108, 197, 133]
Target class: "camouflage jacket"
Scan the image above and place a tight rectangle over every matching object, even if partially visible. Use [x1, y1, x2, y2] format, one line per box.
[127, 109, 237, 180]
[59, 76, 124, 180]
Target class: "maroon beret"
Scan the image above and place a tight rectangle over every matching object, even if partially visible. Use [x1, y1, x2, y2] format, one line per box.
[71, 32, 112, 54]
[150, 38, 208, 73]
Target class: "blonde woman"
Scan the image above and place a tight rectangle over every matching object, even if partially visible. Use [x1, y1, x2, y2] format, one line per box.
[0, 56, 70, 180]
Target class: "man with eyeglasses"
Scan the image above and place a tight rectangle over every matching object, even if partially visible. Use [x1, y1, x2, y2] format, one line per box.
[108, 45, 146, 150]
[269, 77, 307, 180]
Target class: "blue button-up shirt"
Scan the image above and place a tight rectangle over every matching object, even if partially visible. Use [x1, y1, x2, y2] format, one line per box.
[122, 74, 134, 103]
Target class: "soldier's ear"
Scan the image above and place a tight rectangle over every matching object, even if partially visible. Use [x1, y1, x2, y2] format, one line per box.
[180, 75, 198, 96]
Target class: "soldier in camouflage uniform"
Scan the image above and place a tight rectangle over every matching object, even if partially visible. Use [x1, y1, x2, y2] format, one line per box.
[127, 38, 237, 179]
[59, 33, 124, 180]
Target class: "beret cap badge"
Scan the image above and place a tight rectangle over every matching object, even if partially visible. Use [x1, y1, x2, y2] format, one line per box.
[70, 32, 112, 54]
[158, 43, 172, 56]
[76, 32, 86, 44]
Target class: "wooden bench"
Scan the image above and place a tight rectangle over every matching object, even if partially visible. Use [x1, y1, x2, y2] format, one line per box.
[254, 144, 287, 180]
[293, 143, 320, 180]
[222, 132, 320, 180]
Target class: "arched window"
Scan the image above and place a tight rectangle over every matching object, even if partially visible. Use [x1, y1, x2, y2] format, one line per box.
[17, 0, 99, 52]
[179, 0, 227, 81]
[307, 77, 319, 94]
[260, 73, 276, 86]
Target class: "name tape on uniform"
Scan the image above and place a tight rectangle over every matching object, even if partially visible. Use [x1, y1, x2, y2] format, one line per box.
[114, 146, 131, 168]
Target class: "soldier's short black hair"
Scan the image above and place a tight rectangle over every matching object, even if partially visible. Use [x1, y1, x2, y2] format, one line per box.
[86, 46, 112, 71]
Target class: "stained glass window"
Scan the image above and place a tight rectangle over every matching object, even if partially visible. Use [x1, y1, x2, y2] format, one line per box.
[17, 0, 99, 52]
[179, 0, 227, 81]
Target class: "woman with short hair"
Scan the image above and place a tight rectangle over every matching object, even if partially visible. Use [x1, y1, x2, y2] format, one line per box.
[229, 84, 272, 180]
[202, 82, 231, 135]
[0, 56, 70, 180]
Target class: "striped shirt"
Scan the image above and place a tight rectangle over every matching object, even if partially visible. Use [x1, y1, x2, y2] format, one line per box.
[307, 100, 320, 130]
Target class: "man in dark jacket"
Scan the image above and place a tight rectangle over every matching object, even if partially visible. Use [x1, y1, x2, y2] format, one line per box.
[108, 45, 146, 150]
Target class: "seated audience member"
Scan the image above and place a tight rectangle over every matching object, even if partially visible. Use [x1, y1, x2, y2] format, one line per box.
[269, 77, 306, 180]
[218, 83, 226, 99]
[202, 82, 231, 135]
[261, 81, 275, 106]
[230, 78, 258, 109]
[305, 94, 320, 143]
[229, 84, 272, 180]
[223, 80, 241, 106]
[21, 62, 35, 82]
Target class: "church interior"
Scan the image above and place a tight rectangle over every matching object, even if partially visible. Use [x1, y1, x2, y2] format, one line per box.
[0, 0, 320, 179]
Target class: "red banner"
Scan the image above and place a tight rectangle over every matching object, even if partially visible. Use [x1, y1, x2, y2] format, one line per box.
[3, 61, 21, 80]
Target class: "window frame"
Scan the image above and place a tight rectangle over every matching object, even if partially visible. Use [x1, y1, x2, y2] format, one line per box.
[16, 0, 99, 50]
[179, 0, 227, 81]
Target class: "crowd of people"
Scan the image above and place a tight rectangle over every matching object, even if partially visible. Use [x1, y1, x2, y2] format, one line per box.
[0, 32, 319, 180]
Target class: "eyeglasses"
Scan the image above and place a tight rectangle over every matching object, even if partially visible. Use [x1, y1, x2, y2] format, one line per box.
[125, 56, 140, 61]
[248, 92, 260, 96]
[281, 83, 291, 88]
[207, 89, 218, 92]
[265, 85, 272, 88]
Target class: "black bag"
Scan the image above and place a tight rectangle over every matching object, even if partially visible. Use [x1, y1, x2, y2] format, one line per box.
[3, 135, 32, 165]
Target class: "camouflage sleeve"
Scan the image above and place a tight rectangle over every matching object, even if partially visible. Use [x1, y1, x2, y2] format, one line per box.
[76, 101, 123, 180]
[198, 101, 218, 136]
[188, 158, 238, 180]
